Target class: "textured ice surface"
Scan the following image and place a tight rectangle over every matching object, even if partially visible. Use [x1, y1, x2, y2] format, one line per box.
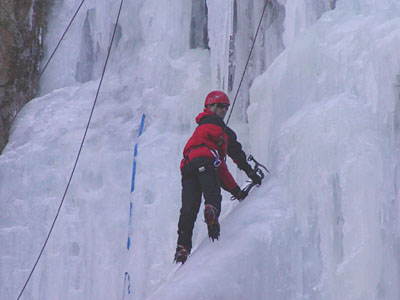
[2, 0, 400, 299]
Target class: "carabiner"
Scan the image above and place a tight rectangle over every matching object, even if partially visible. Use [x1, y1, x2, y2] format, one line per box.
[210, 149, 222, 167]
[214, 159, 222, 167]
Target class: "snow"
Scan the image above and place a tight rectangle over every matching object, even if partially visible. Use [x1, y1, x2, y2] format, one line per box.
[1, 0, 400, 299]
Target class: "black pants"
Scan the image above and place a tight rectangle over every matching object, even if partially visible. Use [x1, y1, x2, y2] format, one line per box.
[177, 157, 222, 251]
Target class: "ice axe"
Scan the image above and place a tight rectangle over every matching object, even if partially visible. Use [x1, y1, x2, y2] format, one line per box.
[232, 155, 270, 201]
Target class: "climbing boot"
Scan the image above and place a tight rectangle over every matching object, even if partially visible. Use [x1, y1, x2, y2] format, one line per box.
[204, 204, 220, 241]
[174, 245, 190, 264]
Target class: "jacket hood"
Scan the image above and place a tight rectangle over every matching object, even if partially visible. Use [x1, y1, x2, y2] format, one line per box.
[195, 108, 215, 124]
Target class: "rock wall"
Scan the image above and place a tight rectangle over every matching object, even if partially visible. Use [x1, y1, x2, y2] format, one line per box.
[0, 0, 50, 153]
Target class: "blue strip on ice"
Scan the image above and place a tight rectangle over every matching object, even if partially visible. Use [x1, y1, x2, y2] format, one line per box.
[130, 114, 146, 193]
[122, 272, 131, 300]
[126, 202, 133, 249]
[127, 114, 146, 251]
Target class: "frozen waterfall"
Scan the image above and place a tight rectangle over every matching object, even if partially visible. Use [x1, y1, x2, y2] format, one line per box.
[1, 0, 400, 299]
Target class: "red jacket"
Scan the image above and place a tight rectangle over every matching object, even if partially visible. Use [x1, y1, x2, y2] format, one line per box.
[180, 109, 252, 193]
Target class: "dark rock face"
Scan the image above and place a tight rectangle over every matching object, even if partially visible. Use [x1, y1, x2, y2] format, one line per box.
[0, 0, 50, 153]
[190, 0, 209, 50]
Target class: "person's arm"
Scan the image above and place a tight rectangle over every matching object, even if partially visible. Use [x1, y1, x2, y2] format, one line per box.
[217, 159, 239, 192]
[226, 127, 262, 185]
[226, 127, 252, 172]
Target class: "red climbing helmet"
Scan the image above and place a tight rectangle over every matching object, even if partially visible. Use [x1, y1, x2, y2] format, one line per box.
[204, 91, 230, 107]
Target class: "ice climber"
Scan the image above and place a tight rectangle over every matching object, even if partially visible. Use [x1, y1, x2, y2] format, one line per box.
[174, 90, 263, 264]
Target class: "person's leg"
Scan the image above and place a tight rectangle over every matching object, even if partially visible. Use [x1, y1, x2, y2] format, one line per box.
[198, 166, 222, 212]
[177, 173, 202, 252]
[198, 166, 222, 240]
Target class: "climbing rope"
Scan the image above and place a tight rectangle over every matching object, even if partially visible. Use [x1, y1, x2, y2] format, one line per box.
[16, 0, 125, 299]
[224, 0, 269, 128]
[38, 0, 86, 79]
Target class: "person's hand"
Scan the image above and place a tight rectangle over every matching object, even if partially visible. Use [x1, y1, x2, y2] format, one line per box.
[246, 169, 262, 185]
[231, 187, 249, 201]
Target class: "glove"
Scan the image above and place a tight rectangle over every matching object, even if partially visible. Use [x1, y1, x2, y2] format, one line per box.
[246, 169, 262, 185]
[231, 186, 249, 201]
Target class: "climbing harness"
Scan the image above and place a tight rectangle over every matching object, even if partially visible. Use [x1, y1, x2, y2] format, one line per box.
[184, 143, 222, 168]
[16, 0, 126, 299]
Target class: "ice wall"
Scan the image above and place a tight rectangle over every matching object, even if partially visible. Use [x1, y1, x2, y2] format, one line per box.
[207, 0, 286, 121]
[1, 0, 209, 299]
[206, 0, 335, 122]
[248, 0, 400, 298]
